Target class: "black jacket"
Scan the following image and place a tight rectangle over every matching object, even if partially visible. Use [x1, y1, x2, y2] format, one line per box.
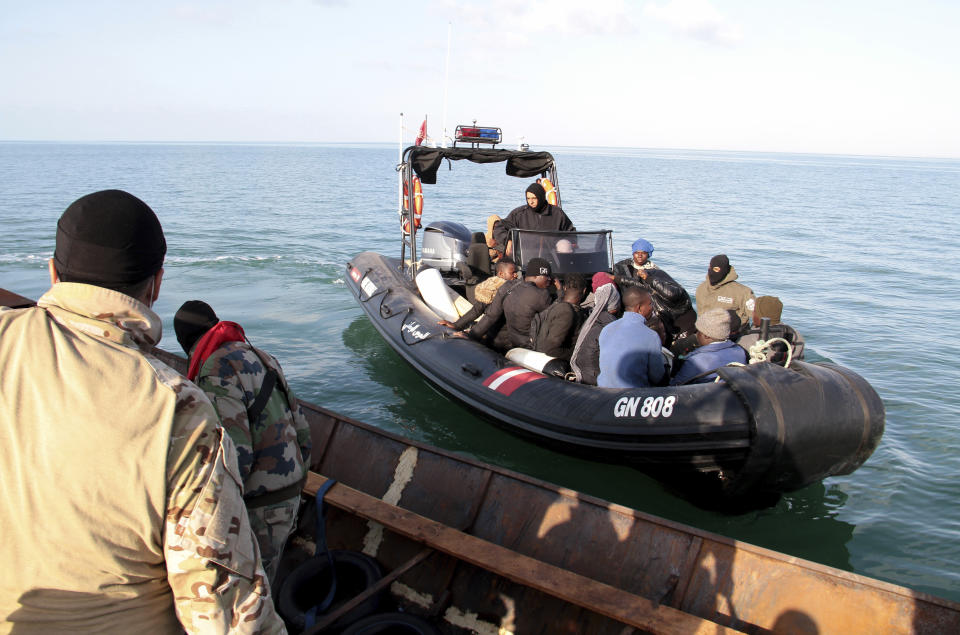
[472, 280, 551, 349]
[493, 204, 575, 248]
[532, 301, 585, 360]
[613, 259, 696, 337]
[570, 311, 616, 386]
[452, 277, 514, 331]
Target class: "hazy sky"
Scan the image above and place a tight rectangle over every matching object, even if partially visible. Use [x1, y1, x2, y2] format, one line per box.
[2, 0, 958, 157]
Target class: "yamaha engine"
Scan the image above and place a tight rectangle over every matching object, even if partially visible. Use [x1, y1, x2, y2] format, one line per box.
[420, 221, 472, 274]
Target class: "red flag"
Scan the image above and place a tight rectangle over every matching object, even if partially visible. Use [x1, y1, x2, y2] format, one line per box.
[415, 119, 427, 146]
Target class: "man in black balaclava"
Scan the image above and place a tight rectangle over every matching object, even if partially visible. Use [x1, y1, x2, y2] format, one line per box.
[492, 182, 575, 259]
[694, 253, 756, 327]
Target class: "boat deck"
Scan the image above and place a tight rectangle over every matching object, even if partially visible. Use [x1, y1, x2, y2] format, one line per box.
[289, 400, 958, 634]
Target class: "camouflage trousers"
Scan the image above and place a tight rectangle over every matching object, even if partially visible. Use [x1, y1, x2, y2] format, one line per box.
[248, 495, 300, 586]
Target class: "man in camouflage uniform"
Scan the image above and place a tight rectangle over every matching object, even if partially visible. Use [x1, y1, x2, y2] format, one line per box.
[175, 300, 312, 585]
[0, 190, 285, 634]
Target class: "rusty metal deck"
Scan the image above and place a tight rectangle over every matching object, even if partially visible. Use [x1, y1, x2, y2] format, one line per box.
[301, 402, 960, 634]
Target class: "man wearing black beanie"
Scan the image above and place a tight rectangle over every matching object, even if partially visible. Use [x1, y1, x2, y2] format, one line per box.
[52, 189, 167, 297]
[694, 253, 757, 327]
[0, 190, 283, 633]
[468, 257, 554, 351]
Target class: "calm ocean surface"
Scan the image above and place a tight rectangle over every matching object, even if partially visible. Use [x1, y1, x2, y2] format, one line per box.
[2, 142, 958, 602]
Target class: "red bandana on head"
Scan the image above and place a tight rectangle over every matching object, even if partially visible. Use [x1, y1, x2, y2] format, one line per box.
[187, 321, 246, 381]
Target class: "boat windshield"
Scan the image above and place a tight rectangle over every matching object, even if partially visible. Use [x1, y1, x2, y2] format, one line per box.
[510, 229, 613, 275]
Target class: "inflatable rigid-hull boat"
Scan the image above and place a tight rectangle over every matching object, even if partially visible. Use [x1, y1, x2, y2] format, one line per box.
[1, 289, 951, 632]
[346, 251, 885, 498]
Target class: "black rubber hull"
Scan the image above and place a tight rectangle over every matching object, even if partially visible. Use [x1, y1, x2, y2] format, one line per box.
[346, 252, 884, 497]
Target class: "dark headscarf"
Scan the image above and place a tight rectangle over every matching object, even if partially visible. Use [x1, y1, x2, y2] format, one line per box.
[525, 183, 549, 214]
[174, 300, 219, 355]
[708, 254, 731, 286]
[54, 189, 166, 287]
[591, 271, 614, 292]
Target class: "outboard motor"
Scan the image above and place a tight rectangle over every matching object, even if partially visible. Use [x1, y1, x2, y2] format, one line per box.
[420, 221, 472, 274]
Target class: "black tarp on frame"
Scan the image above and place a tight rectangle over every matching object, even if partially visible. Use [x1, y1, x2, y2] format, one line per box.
[407, 146, 555, 184]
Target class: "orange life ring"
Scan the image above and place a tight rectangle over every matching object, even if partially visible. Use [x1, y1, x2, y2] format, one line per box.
[402, 176, 423, 233]
[538, 177, 557, 205]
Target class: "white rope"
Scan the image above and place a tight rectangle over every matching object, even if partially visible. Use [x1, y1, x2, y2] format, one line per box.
[747, 337, 794, 367]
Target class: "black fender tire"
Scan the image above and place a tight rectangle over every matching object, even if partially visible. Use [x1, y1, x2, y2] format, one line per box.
[277, 550, 383, 632]
[339, 612, 443, 635]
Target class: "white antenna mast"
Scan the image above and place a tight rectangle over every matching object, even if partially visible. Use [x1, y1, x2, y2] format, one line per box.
[441, 22, 451, 147]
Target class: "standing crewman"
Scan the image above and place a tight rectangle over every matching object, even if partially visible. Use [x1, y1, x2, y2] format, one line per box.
[491, 183, 576, 259]
[175, 300, 312, 585]
[0, 190, 284, 633]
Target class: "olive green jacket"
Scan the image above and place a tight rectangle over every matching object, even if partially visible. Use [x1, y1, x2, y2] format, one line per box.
[694, 266, 757, 326]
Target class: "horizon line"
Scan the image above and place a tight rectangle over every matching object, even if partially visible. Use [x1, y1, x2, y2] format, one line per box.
[0, 139, 956, 162]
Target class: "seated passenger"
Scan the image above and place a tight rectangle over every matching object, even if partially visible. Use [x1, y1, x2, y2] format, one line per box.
[491, 183, 575, 259]
[570, 282, 620, 385]
[597, 287, 667, 388]
[561, 272, 588, 301]
[695, 254, 756, 327]
[736, 295, 806, 363]
[438, 259, 517, 331]
[530, 273, 587, 360]
[613, 238, 697, 354]
[671, 308, 748, 385]
[582, 271, 614, 311]
[469, 257, 553, 352]
[458, 232, 493, 289]
[485, 214, 502, 262]
[644, 313, 668, 348]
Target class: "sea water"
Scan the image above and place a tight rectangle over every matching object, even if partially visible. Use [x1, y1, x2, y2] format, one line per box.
[1, 141, 958, 602]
